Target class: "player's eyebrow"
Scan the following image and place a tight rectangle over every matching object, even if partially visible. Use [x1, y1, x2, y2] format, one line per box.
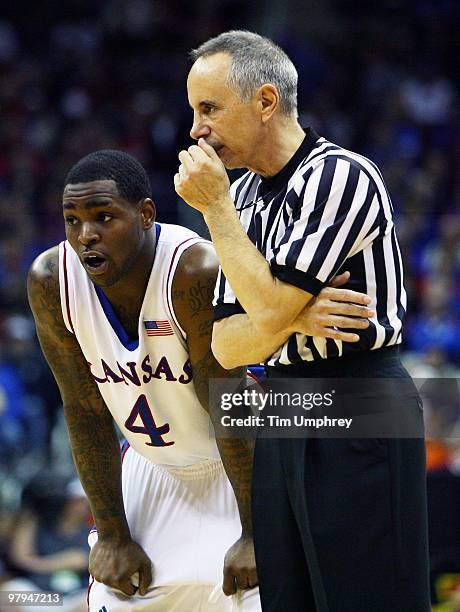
[63, 200, 114, 210]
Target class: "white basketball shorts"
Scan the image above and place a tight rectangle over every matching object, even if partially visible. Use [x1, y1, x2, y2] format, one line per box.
[87, 446, 261, 611]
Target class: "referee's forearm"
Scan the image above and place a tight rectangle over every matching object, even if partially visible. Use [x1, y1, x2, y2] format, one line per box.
[205, 201, 274, 314]
[212, 314, 291, 368]
[205, 201, 311, 334]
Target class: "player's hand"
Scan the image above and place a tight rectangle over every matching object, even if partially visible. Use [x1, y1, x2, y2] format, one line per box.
[292, 271, 375, 342]
[222, 535, 258, 596]
[89, 537, 153, 597]
[174, 138, 231, 213]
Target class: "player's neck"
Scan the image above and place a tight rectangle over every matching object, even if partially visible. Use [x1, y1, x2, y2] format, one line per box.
[101, 236, 156, 320]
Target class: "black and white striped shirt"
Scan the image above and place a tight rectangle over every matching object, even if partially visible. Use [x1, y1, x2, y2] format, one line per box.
[213, 128, 407, 367]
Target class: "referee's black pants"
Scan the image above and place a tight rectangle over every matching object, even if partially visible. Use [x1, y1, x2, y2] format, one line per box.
[252, 347, 430, 612]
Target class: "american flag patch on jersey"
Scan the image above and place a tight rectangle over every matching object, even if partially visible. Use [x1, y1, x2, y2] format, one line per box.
[143, 320, 174, 337]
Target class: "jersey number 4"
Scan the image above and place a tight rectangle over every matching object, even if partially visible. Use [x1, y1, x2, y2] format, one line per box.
[125, 394, 174, 447]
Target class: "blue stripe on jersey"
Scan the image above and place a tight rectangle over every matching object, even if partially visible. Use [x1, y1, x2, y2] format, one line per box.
[94, 224, 161, 352]
[95, 284, 140, 351]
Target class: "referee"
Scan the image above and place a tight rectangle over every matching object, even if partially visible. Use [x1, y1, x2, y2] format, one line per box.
[175, 31, 430, 612]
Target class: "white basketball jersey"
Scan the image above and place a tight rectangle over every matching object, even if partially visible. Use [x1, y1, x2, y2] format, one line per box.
[58, 223, 220, 467]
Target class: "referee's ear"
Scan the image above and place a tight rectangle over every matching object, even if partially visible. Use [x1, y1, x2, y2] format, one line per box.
[255, 84, 279, 123]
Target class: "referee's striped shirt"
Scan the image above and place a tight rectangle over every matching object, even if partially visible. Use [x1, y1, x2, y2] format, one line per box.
[213, 128, 407, 367]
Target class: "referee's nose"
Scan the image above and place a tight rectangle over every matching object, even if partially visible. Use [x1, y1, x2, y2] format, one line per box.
[190, 113, 211, 141]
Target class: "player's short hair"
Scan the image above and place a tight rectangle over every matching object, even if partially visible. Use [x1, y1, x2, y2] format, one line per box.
[191, 30, 298, 118]
[65, 150, 151, 205]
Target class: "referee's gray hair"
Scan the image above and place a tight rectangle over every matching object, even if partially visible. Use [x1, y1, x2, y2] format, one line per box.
[190, 30, 298, 118]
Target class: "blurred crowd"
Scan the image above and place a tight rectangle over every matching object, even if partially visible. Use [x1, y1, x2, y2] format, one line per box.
[0, 0, 458, 608]
[0, 475, 89, 611]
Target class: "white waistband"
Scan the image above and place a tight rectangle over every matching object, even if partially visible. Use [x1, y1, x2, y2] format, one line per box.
[126, 448, 225, 480]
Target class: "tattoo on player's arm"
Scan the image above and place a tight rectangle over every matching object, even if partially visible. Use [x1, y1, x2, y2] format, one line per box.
[198, 319, 213, 338]
[28, 258, 129, 534]
[191, 348, 223, 409]
[65, 402, 125, 522]
[191, 350, 253, 535]
[215, 437, 254, 535]
[188, 277, 215, 317]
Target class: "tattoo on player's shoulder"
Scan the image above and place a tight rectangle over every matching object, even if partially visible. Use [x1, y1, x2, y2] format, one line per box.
[45, 257, 56, 275]
[172, 289, 186, 301]
[188, 278, 215, 316]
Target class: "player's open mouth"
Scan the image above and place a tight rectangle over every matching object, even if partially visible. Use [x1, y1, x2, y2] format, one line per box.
[82, 252, 109, 275]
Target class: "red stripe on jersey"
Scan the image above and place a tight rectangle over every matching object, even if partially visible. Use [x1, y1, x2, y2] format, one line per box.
[165, 237, 201, 341]
[247, 370, 260, 383]
[87, 576, 95, 610]
[63, 243, 76, 335]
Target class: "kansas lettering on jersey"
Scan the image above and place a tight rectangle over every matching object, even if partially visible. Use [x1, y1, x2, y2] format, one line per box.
[59, 223, 220, 466]
[214, 128, 407, 366]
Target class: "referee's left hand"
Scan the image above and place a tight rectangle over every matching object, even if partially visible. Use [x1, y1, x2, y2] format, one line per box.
[174, 138, 231, 213]
[222, 535, 258, 596]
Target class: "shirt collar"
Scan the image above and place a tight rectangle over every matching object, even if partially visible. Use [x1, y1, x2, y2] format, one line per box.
[259, 127, 320, 195]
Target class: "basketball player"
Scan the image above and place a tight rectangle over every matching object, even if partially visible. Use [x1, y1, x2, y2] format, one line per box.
[28, 150, 373, 611]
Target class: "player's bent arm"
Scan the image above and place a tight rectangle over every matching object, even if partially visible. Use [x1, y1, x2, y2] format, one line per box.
[27, 247, 130, 543]
[172, 242, 254, 537]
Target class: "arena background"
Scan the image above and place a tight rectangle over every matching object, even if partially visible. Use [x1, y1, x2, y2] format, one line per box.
[0, 1, 458, 610]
